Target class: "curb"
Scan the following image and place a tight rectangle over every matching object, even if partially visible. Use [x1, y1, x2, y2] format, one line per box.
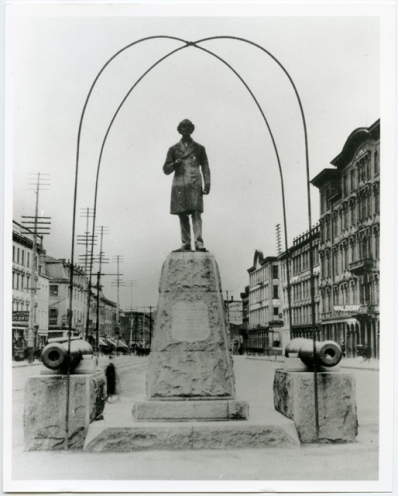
[12, 362, 42, 368]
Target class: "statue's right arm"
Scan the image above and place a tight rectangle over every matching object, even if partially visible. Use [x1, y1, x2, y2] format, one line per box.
[163, 147, 176, 175]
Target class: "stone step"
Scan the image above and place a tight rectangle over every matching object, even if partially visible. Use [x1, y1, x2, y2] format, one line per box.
[83, 420, 300, 452]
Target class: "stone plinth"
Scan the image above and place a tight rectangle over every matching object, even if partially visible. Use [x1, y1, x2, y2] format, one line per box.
[146, 251, 235, 399]
[273, 369, 358, 443]
[84, 423, 299, 452]
[133, 400, 248, 421]
[24, 370, 106, 451]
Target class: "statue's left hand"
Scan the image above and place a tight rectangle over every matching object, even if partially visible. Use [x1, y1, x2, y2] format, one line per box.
[203, 187, 210, 195]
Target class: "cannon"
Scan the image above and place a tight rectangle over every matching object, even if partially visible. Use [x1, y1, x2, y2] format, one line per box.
[285, 338, 342, 368]
[41, 338, 93, 372]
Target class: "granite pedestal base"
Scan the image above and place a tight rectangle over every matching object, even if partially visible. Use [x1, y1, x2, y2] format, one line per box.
[273, 369, 358, 443]
[24, 370, 106, 451]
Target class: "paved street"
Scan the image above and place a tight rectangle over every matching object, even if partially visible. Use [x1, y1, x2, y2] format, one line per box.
[10, 355, 378, 481]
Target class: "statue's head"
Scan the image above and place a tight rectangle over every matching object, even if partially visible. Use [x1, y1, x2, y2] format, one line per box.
[177, 119, 195, 135]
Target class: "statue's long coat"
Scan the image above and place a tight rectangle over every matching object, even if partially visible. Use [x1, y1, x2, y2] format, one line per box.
[163, 139, 211, 215]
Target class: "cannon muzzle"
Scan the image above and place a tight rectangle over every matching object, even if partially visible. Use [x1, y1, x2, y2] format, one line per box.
[41, 339, 93, 372]
[285, 338, 342, 368]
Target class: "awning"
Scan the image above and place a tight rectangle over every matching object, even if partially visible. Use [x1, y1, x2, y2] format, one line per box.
[104, 338, 116, 347]
[99, 338, 108, 347]
[117, 340, 129, 348]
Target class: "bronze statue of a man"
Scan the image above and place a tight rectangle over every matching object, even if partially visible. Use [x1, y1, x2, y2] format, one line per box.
[163, 119, 211, 252]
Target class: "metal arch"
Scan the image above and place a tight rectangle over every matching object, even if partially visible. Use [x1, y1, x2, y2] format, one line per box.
[195, 34, 318, 440]
[86, 41, 294, 363]
[65, 35, 189, 450]
[66, 35, 318, 448]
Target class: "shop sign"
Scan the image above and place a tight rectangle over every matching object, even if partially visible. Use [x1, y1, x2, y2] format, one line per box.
[12, 311, 29, 322]
[334, 305, 360, 312]
[228, 302, 243, 325]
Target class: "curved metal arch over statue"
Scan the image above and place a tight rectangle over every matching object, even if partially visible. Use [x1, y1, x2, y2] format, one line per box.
[64, 35, 321, 443]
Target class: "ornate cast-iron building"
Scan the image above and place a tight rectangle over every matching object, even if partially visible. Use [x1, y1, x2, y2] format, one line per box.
[246, 252, 283, 352]
[278, 225, 321, 344]
[311, 119, 380, 358]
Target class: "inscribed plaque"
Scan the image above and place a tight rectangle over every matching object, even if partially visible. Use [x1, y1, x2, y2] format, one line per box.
[171, 301, 210, 342]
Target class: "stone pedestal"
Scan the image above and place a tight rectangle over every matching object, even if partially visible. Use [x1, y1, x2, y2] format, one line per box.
[146, 251, 236, 400]
[134, 251, 249, 423]
[273, 369, 358, 443]
[24, 370, 106, 451]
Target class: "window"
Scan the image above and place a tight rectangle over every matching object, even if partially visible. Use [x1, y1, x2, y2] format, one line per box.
[21, 274, 25, 291]
[273, 307, 279, 317]
[366, 156, 371, 180]
[273, 266, 278, 279]
[50, 285, 59, 297]
[17, 248, 20, 263]
[12, 272, 15, 289]
[49, 308, 58, 326]
[13, 246, 15, 262]
[374, 149, 379, 175]
[26, 275, 30, 291]
[16, 273, 20, 289]
[273, 285, 279, 299]
[21, 250, 25, 266]
[351, 169, 355, 191]
[375, 188, 379, 215]
[27, 252, 30, 268]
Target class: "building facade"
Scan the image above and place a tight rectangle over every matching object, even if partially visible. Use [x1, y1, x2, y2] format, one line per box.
[12, 221, 47, 358]
[45, 257, 88, 339]
[278, 226, 321, 344]
[120, 311, 154, 348]
[311, 119, 380, 358]
[246, 252, 283, 352]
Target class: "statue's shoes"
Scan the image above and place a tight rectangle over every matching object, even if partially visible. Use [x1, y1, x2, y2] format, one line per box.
[196, 247, 208, 252]
[173, 246, 192, 252]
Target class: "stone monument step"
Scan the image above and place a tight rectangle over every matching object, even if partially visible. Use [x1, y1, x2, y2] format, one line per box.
[132, 399, 249, 421]
[83, 420, 300, 452]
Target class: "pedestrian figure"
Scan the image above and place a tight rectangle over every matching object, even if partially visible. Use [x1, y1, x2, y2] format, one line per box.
[105, 356, 116, 402]
[238, 335, 244, 356]
[341, 340, 346, 358]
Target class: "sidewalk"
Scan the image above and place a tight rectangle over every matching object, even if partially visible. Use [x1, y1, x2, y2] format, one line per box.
[245, 355, 379, 371]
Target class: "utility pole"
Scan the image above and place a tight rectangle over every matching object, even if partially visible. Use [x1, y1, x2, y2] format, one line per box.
[276, 224, 282, 256]
[149, 306, 153, 348]
[111, 255, 125, 355]
[94, 226, 109, 364]
[22, 172, 51, 363]
[126, 280, 137, 354]
[77, 208, 96, 341]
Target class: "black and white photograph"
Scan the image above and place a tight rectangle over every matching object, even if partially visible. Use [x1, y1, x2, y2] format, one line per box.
[3, 2, 396, 493]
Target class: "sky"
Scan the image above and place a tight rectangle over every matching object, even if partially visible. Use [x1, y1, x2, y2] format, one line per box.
[9, 6, 380, 311]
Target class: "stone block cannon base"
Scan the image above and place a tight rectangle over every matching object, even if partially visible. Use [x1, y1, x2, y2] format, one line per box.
[273, 369, 358, 443]
[24, 370, 106, 451]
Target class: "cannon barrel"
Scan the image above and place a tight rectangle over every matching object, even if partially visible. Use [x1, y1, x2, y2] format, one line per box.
[285, 338, 342, 368]
[41, 339, 93, 371]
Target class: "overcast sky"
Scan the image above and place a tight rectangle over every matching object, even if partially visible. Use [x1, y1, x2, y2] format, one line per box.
[9, 6, 380, 310]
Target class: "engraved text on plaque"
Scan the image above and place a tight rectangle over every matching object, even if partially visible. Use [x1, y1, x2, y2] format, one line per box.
[171, 301, 210, 342]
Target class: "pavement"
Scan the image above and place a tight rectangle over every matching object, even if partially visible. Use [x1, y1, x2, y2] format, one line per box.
[8, 354, 379, 485]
